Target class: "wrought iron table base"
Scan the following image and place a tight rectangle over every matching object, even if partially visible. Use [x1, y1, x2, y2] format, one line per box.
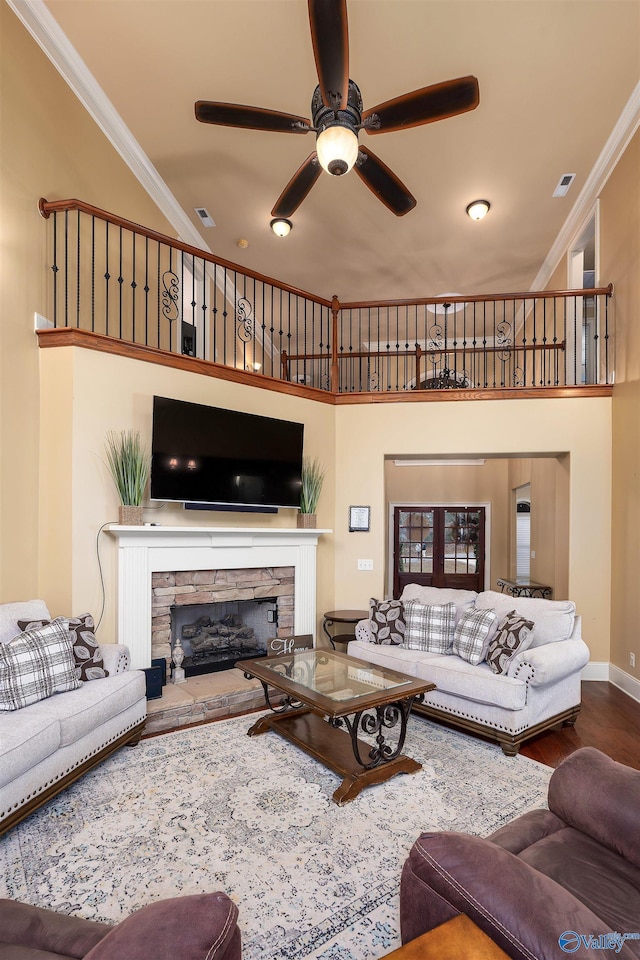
[247, 694, 422, 805]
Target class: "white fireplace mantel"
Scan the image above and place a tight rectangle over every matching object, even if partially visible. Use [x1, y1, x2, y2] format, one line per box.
[108, 525, 331, 669]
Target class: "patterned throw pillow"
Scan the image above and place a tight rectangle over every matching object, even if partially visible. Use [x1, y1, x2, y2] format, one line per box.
[17, 613, 108, 681]
[369, 599, 406, 645]
[452, 607, 498, 665]
[404, 600, 456, 654]
[486, 611, 535, 675]
[0, 618, 81, 711]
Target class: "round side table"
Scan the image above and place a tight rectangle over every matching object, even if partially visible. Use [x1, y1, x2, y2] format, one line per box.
[322, 609, 368, 650]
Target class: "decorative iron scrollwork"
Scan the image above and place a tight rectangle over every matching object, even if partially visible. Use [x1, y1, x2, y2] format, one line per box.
[236, 297, 253, 343]
[161, 270, 180, 324]
[333, 697, 415, 769]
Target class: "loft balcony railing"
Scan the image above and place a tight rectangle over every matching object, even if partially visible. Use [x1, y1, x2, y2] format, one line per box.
[38, 198, 614, 398]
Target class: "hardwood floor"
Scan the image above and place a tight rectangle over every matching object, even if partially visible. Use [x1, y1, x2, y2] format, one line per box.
[520, 681, 640, 770]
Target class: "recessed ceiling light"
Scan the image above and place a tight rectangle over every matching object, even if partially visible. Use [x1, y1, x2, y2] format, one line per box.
[552, 174, 576, 198]
[270, 218, 293, 238]
[194, 206, 215, 227]
[466, 199, 490, 221]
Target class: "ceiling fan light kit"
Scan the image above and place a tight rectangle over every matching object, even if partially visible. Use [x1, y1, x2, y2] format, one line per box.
[270, 218, 293, 238]
[466, 199, 491, 221]
[195, 0, 480, 219]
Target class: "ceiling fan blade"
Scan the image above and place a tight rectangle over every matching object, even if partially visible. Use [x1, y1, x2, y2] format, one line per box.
[271, 153, 322, 218]
[363, 76, 479, 134]
[195, 101, 311, 134]
[308, 0, 349, 110]
[354, 147, 416, 217]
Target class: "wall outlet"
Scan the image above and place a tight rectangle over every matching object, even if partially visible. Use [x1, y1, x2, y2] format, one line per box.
[631, 652, 636, 668]
[530, 550, 536, 559]
[357, 559, 374, 571]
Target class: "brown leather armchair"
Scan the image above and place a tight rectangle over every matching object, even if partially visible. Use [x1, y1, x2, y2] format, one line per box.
[400, 748, 640, 959]
[0, 891, 241, 960]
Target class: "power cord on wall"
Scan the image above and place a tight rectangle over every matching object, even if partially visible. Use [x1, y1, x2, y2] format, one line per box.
[94, 503, 167, 633]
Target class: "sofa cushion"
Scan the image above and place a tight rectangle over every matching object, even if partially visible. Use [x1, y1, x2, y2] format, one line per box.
[401, 585, 477, 624]
[518, 826, 640, 939]
[452, 607, 498, 665]
[405, 601, 456, 654]
[0, 711, 61, 787]
[26, 671, 145, 746]
[475, 590, 575, 648]
[486, 612, 534, 675]
[346, 639, 421, 676]
[0, 600, 51, 644]
[368, 598, 406, 646]
[414, 656, 528, 710]
[18, 613, 109, 682]
[0, 620, 81, 711]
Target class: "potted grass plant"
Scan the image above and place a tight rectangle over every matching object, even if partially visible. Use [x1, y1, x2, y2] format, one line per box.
[105, 430, 150, 525]
[298, 456, 326, 529]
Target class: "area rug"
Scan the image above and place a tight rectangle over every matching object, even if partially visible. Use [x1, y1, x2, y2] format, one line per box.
[1, 713, 551, 960]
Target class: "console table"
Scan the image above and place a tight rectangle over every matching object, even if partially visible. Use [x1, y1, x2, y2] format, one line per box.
[322, 609, 368, 649]
[496, 577, 552, 599]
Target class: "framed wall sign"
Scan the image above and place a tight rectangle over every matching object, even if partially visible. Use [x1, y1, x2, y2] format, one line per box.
[349, 505, 371, 532]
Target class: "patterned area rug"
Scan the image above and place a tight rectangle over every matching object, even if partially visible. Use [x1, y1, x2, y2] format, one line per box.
[1, 713, 551, 959]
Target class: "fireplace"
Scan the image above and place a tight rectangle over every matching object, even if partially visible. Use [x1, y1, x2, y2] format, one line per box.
[153, 566, 294, 676]
[109, 525, 327, 670]
[171, 597, 279, 675]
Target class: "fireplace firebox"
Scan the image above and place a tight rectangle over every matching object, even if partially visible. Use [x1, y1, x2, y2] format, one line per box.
[171, 598, 278, 676]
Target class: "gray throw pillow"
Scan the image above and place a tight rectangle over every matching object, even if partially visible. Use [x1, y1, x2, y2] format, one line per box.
[0, 618, 81, 711]
[404, 600, 456, 654]
[452, 607, 498, 665]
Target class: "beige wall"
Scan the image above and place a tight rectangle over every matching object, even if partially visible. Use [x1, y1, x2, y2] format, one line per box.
[384, 458, 510, 593]
[602, 128, 640, 681]
[0, 4, 177, 599]
[39, 347, 336, 646]
[507, 457, 570, 599]
[334, 398, 611, 662]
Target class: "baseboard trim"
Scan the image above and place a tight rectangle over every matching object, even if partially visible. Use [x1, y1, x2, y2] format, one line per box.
[582, 661, 610, 681]
[608, 664, 640, 705]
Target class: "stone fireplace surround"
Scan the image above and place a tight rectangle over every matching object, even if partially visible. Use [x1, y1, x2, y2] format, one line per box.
[108, 526, 329, 670]
[152, 566, 295, 670]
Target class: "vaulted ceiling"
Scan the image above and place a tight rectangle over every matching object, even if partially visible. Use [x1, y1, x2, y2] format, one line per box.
[38, 0, 640, 302]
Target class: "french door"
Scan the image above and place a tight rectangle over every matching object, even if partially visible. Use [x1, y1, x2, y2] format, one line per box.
[393, 506, 486, 597]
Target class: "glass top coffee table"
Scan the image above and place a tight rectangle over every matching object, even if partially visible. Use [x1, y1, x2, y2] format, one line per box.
[237, 649, 435, 805]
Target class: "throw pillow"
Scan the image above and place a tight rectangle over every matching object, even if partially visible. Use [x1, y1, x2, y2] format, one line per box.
[369, 598, 406, 645]
[17, 613, 109, 681]
[486, 610, 535, 675]
[404, 600, 456, 654]
[452, 607, 498, 665]
[0, 618, 81, 711]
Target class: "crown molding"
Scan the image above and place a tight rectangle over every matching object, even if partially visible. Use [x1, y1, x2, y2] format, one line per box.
[6, 0, 211, 254]
[532, 80, 640, 290]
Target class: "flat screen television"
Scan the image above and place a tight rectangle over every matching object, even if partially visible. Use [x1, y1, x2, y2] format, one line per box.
[150, 396, 304, 511]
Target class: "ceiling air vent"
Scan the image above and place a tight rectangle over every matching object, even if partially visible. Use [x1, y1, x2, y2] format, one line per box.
[194, 207, 216, 227]
[552, 174, 576, 198]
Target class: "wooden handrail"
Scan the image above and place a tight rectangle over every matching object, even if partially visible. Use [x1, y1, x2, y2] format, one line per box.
[339, 285, 613, 310]
[38, 198, 612, 313]
[38, 197, 333, 308]
[284, 341, 567, 362]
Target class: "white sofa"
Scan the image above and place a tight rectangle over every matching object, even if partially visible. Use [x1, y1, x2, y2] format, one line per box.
[348, 585, 590, 756]
[0, 600, 147, 835]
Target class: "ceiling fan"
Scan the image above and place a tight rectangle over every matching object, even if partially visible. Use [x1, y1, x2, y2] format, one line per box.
[195, 0, 479, 218]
